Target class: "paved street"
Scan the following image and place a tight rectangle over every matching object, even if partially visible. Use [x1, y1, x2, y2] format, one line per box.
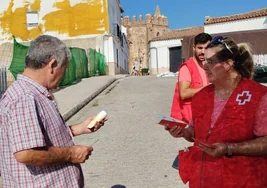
[67, 76, 191, 188]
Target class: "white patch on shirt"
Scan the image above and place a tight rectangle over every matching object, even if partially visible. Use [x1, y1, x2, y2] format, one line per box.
[236, 91, 252, 105]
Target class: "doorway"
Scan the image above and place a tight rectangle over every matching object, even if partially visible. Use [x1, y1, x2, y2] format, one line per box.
[169, 47, 182, 73]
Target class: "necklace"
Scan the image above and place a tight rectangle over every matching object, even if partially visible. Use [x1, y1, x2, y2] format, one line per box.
[215, 89, 232, 102]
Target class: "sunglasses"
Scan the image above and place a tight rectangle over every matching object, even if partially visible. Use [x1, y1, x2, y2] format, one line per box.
[210, 36, 233, 54]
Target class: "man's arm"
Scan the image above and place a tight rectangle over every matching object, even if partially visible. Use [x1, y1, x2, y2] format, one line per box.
[179, 81, 204, 100]
[14, 145, 93, 167]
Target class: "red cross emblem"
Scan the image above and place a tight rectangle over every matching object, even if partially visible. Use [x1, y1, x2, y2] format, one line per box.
[236, 91, 252, 105]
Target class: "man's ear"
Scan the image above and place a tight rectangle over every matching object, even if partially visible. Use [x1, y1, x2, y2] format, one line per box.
[193, 45, 196, 52]
[47, 59, 57, 73]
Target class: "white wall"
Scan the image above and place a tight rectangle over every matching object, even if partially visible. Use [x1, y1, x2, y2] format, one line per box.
[108, 0, 121, 36]
[106, 0, 128, 73]
[103, 36, 114, 63]
[112, 37, 127, 71]
[121, 25, 128, 71]
[121, 25, 127, 36]
[0, 0, 107, 44]
[101, 13, 127, 73]
[102, 33, 127, 69]
[113, 39, 120, 68]
[149, 39, 182, 74]
[121, 34, 128, 71]
[205, 16, 267, 34]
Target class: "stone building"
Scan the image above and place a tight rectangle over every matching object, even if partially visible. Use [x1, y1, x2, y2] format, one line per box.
[122, 5, 169, 73]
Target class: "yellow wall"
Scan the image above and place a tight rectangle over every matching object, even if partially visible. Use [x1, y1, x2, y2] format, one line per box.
[0, 0, 109, 41]
[0, 0, 41, 40]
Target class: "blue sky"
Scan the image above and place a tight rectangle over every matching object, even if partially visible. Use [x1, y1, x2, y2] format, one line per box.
[120, 0, 267, 30]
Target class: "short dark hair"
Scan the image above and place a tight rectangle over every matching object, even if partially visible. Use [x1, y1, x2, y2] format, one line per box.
[194, 32, 212, 45]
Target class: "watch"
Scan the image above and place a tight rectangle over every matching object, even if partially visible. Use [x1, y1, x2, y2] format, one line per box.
[226, 143, 233, 157]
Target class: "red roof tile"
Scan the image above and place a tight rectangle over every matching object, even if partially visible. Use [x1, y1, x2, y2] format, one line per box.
[205, 8, 267, 25]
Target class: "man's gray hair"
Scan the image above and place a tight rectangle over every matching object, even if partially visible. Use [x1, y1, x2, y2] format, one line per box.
[26, 35, 71, 69]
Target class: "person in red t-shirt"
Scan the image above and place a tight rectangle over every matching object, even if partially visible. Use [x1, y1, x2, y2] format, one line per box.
[170, 33, 212, 123]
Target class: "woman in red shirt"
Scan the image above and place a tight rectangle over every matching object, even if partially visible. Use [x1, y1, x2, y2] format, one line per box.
[168, 36, 267, 188]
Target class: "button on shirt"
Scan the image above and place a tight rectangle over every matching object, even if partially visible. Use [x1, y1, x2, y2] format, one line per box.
[0, 74, 84, 188]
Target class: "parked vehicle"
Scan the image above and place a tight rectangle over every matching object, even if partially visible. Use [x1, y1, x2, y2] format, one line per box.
[254, 65, 267, 79]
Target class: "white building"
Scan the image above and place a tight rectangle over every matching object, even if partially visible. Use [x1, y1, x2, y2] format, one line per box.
[0, 0, 128, 77]
[204, 8, 267, 66]
[149, 8, 267, 75]
[204, 8, 267, 34]
[149, 27, 203, 75]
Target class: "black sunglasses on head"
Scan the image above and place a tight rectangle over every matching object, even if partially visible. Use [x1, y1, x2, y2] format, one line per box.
[210, 36, 233, 54]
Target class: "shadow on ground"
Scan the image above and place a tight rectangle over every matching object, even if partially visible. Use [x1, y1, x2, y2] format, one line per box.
[111, 184, 127, 188]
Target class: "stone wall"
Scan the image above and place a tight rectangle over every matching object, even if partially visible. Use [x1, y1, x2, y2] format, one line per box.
[122, 6, 169, 73]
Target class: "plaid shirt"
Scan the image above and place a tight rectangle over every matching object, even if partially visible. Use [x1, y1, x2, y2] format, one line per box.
[0, 75, 84, 188]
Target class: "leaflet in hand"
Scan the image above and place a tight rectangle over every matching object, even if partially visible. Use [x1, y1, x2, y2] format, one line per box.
[158, 116, 187, 129]
[193, 138, 216, 149]
[87, 110, 107, 129]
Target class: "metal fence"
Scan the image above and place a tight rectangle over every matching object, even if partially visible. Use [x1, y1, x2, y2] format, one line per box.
[0, 68, 7, 97]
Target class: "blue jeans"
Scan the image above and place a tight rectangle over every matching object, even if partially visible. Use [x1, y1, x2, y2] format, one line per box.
[172, 155, 179, 170]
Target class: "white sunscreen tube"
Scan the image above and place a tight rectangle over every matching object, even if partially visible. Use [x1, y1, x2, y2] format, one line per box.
[87, 110, 107, 129]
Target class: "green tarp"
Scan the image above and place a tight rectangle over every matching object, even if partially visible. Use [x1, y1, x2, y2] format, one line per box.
[9, 38, 28, 79]
[70, 47, 89, 79]
[59, 52, 76, 86]
[88, 48, 107, 76]
[59, 48, 90, 86]
[9, 38, 107, 87]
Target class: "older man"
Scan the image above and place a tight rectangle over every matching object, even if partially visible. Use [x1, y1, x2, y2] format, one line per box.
[0, 35, 106, 187]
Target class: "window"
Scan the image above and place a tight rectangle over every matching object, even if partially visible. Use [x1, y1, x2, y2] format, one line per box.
[116, 24, 120, 37]
[116, 24, 123, 46]
[27, 11, 38, 27]
[116, 49, 119, 67]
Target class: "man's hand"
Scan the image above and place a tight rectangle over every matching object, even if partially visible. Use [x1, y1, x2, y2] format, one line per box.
[70, 116, 108, 136]
[198, 142, 227, 158]
[69, 145, 93, 164]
